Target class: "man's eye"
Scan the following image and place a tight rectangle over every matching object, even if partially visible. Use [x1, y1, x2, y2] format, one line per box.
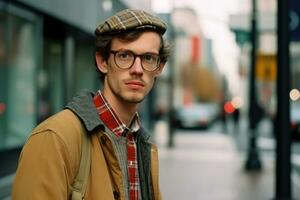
[117, 51, 131, 60]
[144, 54, 155, 62]
[143, 54, 157, 63]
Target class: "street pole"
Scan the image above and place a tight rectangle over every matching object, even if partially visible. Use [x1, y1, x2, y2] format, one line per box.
[245, 0, 262, 171]
[168, 15, 175, 148]
[274, 0, 292, 198]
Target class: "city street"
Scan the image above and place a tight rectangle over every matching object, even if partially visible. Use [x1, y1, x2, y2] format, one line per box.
[154, 118, 300, 200]
[1, 0, 299, 199]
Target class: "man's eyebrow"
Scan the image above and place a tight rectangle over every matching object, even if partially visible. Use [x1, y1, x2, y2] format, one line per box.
[113, 49, 159, 55]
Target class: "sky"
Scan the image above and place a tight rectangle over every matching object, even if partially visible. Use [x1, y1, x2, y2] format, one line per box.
[152, 0, 243, 96]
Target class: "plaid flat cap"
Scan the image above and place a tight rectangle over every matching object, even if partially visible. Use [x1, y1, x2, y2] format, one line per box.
[95, 9, 167, 35]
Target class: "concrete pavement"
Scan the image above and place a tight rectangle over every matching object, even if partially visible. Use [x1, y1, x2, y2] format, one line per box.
[154, 120, 300, 200]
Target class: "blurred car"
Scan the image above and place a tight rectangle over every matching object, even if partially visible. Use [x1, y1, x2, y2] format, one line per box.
[174, 102, 220, 129]
[291, 101, 300, 141]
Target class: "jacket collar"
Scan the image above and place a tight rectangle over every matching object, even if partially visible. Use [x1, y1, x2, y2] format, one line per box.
[65, 90, 150, 141]
[65, 90, 104, 132]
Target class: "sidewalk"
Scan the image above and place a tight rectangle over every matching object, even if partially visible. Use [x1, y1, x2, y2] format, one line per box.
[154, 120, 300, 200]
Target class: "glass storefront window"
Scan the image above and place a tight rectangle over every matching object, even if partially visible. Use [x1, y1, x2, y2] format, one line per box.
[37, 38, 65, 122]
[0, 6, 40, 150]
[73, 40, 99, 93]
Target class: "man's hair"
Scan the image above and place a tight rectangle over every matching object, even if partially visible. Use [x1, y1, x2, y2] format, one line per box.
[94, 29, 171, 82]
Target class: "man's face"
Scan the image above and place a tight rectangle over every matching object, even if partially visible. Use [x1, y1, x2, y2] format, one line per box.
[96, 31, 165, 105]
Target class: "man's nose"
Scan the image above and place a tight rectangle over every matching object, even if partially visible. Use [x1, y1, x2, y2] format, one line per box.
[129, 56, 144, 74]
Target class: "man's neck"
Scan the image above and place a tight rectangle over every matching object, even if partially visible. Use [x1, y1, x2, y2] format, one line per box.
[114, 101, 138, 127]
[101, 91, 139, 127]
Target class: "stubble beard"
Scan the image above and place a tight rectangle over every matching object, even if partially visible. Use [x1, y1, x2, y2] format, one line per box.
[117, 90, 146, 104]
[108, 81, 146, 105]
[106, 76, 152, 105]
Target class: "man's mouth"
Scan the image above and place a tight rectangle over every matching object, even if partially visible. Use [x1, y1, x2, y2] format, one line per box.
[125, 80, 145, 90]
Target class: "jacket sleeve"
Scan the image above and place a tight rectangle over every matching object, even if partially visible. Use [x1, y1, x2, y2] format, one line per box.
[12, 130, 74, 200]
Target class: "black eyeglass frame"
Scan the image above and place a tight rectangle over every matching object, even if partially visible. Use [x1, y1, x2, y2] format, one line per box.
[109, 50, 161, 72]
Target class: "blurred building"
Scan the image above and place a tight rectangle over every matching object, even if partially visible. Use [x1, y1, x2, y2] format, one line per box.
[0, 0, 164, 198]
[169, 7, 221, 107]
[229, 0, 300, 116]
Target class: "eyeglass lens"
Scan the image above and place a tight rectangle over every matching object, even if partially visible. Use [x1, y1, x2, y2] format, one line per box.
[113, 50, 160, 71]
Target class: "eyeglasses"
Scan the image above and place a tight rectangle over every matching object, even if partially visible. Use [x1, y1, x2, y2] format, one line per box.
[110, 50, 161, 72]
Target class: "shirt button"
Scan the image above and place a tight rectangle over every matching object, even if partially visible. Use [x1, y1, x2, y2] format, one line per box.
[113, 190, 120, 199]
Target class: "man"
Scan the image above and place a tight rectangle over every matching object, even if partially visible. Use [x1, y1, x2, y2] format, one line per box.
[12, 9, 170, 200]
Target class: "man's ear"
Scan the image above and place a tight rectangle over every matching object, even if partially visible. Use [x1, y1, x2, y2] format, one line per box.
[95, 52, 108, 74]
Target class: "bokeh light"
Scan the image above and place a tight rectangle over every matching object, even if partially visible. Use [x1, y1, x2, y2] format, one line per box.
[290, 89, 300, 101]
[231, 96, 244, 108]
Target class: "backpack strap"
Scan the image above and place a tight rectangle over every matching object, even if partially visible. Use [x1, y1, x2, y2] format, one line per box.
[71, 128, 91, 200]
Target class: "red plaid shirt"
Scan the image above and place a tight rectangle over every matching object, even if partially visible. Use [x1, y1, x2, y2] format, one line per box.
[93, 90, 140, 200]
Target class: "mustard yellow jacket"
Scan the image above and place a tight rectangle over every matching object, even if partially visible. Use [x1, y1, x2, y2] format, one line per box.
[12, 91, 161, 200]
